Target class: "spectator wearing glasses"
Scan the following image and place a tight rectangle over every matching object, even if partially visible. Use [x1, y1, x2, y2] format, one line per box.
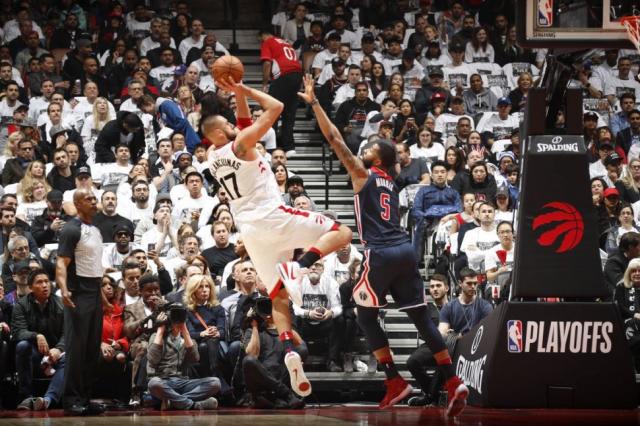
[2, 138, 33, 186]
[1, 235, 37, 295]
[102, 223, 134, 272]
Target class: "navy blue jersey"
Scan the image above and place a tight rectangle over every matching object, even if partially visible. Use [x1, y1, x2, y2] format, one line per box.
[354, 167, 410, 249]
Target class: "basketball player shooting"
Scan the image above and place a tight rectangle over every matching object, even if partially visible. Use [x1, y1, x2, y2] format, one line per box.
[203, 75, 353, 397]
[298, 74, 468, 416]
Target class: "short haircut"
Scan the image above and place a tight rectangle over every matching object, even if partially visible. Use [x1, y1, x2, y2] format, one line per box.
[27, 268, 48, 286]
[101, 190, 116, 201]
[121, 261, 141, 275]
[620, 92, 636, 103]
[185, 171, 202, 182]
[129, 78, 144, 88]
[130, 248, 145, 257]
[431, 160, 447, 171]
[620, 232, 640, 252]
[430, 273, 449, 287]
[496, 220, 513, 231]
[122, 113, 143, 130]
[138, 94, 155, 107]
[479, 201, 496, 211]
[139, 273, 159, 290]
[211, 220, 227, 234]
[0, 194, 17, 204]
[377, 140, 397, 170]
[459, 267, 477, 281]
[53, 147, 68, 157]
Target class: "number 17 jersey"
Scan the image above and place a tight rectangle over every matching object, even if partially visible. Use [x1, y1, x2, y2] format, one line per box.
[209, 143, 282, 219]
[354, 167, 410, 249]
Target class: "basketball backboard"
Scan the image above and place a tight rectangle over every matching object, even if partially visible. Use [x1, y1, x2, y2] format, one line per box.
[517, 0, 636, 49]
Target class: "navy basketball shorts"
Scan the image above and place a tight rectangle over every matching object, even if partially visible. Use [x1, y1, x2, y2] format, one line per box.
[353, 242, 425, 310]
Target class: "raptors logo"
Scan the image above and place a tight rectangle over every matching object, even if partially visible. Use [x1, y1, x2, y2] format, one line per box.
[532, 202, 584, 253]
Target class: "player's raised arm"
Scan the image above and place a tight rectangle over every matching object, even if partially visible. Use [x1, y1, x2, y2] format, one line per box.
[233, 77, 251, 122]
[216, 76, 283, 155]
[299, 74, 369, 192]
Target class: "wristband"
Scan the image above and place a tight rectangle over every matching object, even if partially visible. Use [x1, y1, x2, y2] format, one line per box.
[310, 99, 319, 106]
[236, 117, 253, 130]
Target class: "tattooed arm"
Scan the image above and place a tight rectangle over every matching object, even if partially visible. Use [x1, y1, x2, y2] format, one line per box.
[298, 74, 369, 193]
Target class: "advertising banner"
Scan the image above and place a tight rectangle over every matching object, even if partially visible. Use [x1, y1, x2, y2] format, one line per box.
[454, 302, 636, 408]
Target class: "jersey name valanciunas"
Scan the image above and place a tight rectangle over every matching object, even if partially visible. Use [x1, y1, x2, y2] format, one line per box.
[354, 167, 410, 249]
[209, 143, 282, 218]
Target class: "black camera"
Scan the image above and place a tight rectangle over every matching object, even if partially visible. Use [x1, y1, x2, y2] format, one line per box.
[154, 302, 188, 328]
[242, 295, 272, 330]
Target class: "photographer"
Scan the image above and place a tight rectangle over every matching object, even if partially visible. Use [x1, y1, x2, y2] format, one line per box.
[615, 258, 640, 370]
[123, 273, 165, 406]
[242, 296, 305, 409]
[147, 303, 220, 410]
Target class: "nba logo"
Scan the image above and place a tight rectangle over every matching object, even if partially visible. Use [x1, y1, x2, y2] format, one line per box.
[507, 320, 523, 353]
[538, 0, 553, 27]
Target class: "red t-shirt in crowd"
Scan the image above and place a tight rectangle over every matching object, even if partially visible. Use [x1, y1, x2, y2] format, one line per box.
[260, 36, 302, 79]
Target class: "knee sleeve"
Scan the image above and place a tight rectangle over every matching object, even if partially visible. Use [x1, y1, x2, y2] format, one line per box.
[356, 306, 388, 351]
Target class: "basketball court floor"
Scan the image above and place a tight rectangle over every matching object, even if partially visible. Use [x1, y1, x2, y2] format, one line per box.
[5, 2, 640, 425]
[1, 406, 639, 426]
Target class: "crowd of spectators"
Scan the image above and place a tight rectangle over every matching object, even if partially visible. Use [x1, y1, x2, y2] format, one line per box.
[1, 0, 640, 414]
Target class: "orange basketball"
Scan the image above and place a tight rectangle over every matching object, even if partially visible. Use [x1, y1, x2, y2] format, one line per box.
[212, 55, 244, 84]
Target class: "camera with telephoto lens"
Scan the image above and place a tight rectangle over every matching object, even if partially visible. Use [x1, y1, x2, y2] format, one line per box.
[153, 302, 188, 328]
[242, 294, 273, 330]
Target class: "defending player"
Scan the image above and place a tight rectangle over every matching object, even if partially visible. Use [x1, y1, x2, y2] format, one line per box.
[298, 74, 468, 416]
[203, 76, 352, 398]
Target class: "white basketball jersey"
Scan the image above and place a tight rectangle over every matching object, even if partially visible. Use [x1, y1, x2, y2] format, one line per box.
[209, 143, 282, 218]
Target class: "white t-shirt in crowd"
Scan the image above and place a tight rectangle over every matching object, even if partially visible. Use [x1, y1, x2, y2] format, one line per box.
[171, 194, 217, 228]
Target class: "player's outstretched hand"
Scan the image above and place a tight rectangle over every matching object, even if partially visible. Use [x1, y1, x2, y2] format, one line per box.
[297, 73, 316, 104]
[216, 76, 250, 96]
